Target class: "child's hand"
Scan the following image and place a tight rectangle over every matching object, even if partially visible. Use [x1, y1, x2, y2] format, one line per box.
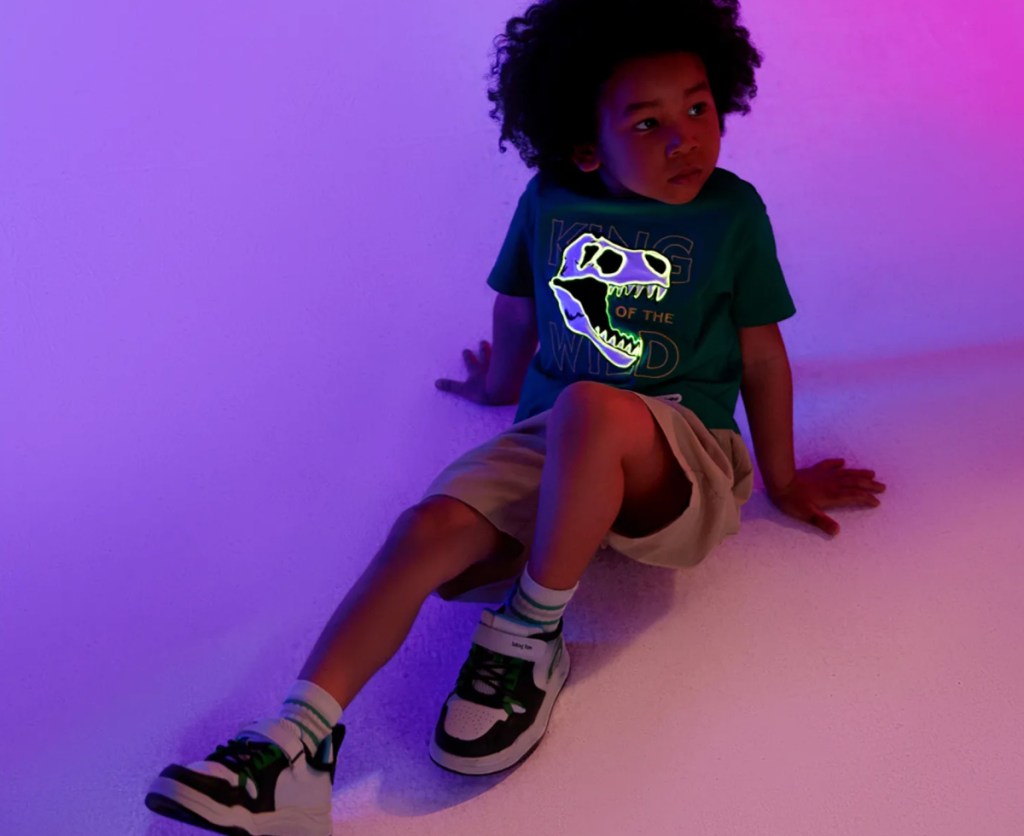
[435, 340, 494, 405]
[768, 458, 886, 537]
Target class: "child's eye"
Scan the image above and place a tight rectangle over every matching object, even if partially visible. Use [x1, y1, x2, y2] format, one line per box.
[634, 118, 659, 132]
[630, 103, 712, 132]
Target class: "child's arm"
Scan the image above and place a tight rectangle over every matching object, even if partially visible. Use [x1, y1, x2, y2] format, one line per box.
[435, 293, 538, 406]
[738, 323, 796, 498]
[739, 323, 885, 536]
[485, 293, 538, 404]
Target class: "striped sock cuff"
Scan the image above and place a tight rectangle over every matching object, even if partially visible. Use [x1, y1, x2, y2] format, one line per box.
[503, 565, 578, 629]
[279, 680, 343, 752]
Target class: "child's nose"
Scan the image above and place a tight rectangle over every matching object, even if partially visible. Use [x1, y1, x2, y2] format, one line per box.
[666, 129, 698, 156]
[667, 134, 698, 156]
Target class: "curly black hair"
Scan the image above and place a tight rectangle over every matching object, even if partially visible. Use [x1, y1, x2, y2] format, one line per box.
[487, 0, 763, 187]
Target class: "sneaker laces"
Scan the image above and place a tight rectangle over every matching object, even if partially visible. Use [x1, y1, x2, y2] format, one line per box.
[209, 737, 288, 793]
[457, 646, 527, 716]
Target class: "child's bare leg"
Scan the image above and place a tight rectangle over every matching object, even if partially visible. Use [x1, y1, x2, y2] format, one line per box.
[299, 495, 521, 708]
[144, 498, 521, 830]
[435, 548, 528, 600]
[528, 382, 692, 590]
[428, 384, 691, 775]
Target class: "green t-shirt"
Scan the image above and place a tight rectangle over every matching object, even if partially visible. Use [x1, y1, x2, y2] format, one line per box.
[486, 168, 797, 432]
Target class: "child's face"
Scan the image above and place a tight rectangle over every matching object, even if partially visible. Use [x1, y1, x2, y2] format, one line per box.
[573, 52, 721, 205]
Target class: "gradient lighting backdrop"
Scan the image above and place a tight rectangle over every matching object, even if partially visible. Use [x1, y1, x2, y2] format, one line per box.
[1, 1, 1023, 834]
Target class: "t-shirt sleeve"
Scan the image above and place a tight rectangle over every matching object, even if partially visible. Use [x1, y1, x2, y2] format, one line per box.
[731, 191, 797, 328]
[486, 180, 536, 297]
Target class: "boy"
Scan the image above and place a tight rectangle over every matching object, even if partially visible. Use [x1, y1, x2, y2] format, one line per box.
[146, 0, 886, 832]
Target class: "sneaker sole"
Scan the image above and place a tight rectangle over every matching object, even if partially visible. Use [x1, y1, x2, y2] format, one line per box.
[427, 643, 571, 776]
[145, 792, 250, 836]
[146, 776, 331, 836]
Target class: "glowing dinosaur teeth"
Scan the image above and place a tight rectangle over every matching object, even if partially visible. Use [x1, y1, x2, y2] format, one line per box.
[597, 330, 635, 353]
[609, 283, 668, 302]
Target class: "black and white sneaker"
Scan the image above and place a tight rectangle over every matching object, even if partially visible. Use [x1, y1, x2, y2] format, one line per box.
[429, 608, 571, 775]
[145, 718, 344, 836]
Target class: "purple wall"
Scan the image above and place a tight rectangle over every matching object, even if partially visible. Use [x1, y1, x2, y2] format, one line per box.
[1, 1, 1021, 833]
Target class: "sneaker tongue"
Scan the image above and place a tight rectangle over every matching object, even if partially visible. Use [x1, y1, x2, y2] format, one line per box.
[469, 608, 533, 696]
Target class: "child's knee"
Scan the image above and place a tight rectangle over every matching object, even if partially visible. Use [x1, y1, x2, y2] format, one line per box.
[388, 495, 513, 569]
[396, 495, 481, 542]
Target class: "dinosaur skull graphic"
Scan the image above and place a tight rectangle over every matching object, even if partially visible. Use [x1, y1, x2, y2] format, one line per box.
[548, 233, 672, 369]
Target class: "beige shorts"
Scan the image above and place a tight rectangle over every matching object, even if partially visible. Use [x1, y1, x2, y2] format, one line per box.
[422, 392, 754, 571]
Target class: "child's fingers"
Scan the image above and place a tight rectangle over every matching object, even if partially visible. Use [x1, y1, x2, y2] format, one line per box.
[817, 458, 845, 470]
[837, 492, 881, 507]
[823, 490, 882, 509]
[810, 508, 840, 536]
[780, 496, 839, 536]
[435, 378, 464, 395]
[838, 475, 886, 493]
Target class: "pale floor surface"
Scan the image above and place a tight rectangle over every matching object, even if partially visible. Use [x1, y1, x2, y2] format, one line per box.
[2, 341, 1023, 836]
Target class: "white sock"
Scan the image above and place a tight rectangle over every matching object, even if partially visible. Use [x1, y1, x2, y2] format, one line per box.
[279, 680, 343, 754]
[501, 564, 578, 633]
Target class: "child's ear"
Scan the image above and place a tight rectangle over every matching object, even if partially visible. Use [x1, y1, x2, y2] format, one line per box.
[571, 144, 601, 173]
